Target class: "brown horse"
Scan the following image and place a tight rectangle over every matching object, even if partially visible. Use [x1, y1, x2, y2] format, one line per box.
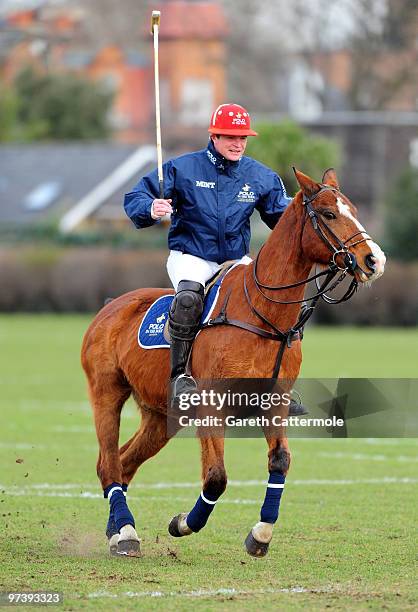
[81, 168, 385, 557]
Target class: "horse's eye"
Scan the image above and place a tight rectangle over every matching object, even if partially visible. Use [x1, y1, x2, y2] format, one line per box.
[322, 211, 336, 220]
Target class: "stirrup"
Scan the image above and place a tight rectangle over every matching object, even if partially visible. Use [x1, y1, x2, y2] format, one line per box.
[171, 374, 198, 405]
[288, 398, 309, 416]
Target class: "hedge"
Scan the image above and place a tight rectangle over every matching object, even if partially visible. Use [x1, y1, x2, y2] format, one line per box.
[0, 247, 416, 325]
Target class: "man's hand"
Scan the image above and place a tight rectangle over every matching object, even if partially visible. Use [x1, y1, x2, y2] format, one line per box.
[151, 199, 173, 220]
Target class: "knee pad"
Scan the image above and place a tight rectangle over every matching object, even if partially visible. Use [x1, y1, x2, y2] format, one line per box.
[169, 281, 204, 340]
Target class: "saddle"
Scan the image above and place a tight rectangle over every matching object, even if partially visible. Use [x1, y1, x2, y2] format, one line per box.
[162, 261, 236, 342]
[203, 260, 237, 295]
[138, 261, 238, 349]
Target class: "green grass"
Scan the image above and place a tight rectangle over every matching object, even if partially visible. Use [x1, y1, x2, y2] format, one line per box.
[0, 315, 417, 610]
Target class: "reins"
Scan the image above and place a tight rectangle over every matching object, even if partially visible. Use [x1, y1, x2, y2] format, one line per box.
[201, 185, 372, 377]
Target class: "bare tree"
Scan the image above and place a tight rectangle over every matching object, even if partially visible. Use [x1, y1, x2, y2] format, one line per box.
[347, 0, 418, 110]
[220, 0, 351, 111]
[220, 0, 301, 111]
[68, 0, 150, 50]
[21, 0, 416, 114]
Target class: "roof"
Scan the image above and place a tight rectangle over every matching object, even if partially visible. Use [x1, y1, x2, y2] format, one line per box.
[0, 143, 156, 228]
[59, 145, 156, 232]
[158, 1, 228, 40]
[0, 3, 42, 19]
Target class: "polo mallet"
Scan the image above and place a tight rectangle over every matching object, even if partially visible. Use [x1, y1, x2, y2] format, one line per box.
[151, 10, 164, 199]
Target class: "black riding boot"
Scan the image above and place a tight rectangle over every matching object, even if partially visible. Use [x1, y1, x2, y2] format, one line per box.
[169, 280, 204, 406]
[170, 337, 198, 398]
[288, 398, 309, 416]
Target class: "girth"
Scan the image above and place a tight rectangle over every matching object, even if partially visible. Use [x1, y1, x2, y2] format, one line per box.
[201, 288, 302, 379]
[200, 265, 345, 379]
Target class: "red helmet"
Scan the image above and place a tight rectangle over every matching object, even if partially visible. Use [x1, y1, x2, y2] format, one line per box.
[208, 103, 258, 136]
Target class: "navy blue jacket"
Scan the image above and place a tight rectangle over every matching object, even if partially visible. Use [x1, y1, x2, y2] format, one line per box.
[124, 140, 291, 264]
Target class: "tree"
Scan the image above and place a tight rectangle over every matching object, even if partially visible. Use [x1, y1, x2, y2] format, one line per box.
[220, 0, 313, 112]
[9, 66, 114, 140]
[247, 120, 340, 193]
[384, 167, 418, 261]
[0, 88, 20, 141]
[73, 0, 149, 49]
[346, 0, 418, 110]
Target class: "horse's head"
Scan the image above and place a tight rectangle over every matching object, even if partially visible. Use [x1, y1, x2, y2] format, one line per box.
[294, 168, 386, 284]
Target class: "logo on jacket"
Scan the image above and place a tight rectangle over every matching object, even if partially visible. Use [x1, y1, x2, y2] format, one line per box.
[207, 149, 217, 165]
[196, 180, 216, 189]
[237, 183, 256, 203]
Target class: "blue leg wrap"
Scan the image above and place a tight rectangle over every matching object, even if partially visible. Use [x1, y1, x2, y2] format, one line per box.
[186, 490, 219, 532]
[105, 483, 128, 538]
[260, 472, 285, 524]
[104, 482, 134, 533]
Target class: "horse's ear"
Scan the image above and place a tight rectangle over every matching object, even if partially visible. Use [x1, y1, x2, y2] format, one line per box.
[322, 167, 340, 189]
[293, 168, 321, 199]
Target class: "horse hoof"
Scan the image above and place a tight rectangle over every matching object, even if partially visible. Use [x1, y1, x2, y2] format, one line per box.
[117, 538, 141, 557]
[116, 524, 141, 557]
[108, 533, 119, 556]
[168, 513, 192, 537]
[168, 514, 184, 537]
[244, 530, 270, 557]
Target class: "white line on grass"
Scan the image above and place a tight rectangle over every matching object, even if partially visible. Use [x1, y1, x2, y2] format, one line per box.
[318, 452, 418, 463]
[134, 476, 418, 486]
[4, 444, 418, 457]
[87, 586, 312, 599]
[13, 400, 90, 411]
[364, 438, 418, 446]
[0, 443, 98, 452]
[8, 399, 137, 418]
[1, 491, 260, 505]
[2, 477, 418, 495]
[0, 443, 47, 450]
[49, 426, 95, 433]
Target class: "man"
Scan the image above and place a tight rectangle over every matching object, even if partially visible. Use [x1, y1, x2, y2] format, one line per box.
[124, 103, 306, 415]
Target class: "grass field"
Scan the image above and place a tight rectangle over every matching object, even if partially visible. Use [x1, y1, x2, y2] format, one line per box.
[0, 315, 417, 611]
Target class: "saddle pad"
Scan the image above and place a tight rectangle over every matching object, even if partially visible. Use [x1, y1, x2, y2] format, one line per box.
[138, 274, 225, 350]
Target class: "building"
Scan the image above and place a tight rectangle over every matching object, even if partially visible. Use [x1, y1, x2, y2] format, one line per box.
[0, 0, 228, 142]
[0, 143, 159, 232]
[155, 0, 228, 141]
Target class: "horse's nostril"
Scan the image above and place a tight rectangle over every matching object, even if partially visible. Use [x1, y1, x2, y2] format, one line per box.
[365, 254, 377, 272]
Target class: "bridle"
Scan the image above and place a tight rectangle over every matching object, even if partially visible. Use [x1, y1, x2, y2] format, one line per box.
[202, 185, 373, 377]
[303, 185, 371, 271]
[251, 185, 372, 305]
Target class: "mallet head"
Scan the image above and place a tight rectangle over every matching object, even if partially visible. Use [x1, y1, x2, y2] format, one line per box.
[151, 10, 161, 34]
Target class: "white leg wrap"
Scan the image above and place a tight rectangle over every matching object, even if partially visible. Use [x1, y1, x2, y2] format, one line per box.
[178, 513, 193, 536]
[252, 521, 274, 543]
[108, 533, 119, 553]
[118, 524, 140, 542]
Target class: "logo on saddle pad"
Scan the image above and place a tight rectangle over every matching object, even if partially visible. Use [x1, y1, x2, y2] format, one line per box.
[138, 272, 229, 350]
[145, 312, 166, 337]
[137, 261, 250, 350]
[237, 183, 256, 203]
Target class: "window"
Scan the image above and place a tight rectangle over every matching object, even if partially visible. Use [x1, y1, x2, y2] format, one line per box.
[409, 138, 418, 169]
[179, 79, 214, 126]
[23, 181, 62, 211]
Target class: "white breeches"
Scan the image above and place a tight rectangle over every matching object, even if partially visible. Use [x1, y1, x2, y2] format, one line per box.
[166, 250, 252, 291]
